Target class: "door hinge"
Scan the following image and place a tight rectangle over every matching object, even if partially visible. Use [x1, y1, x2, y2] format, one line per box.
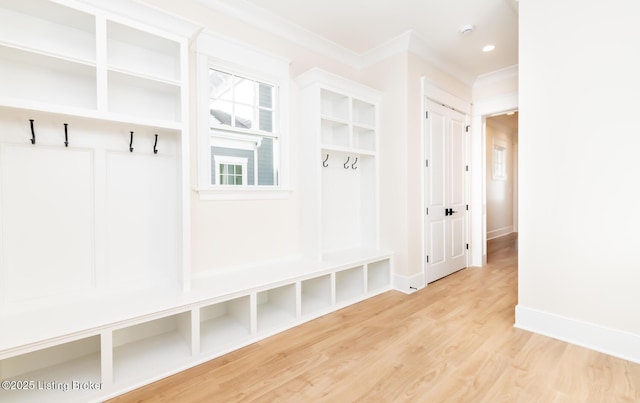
[465, 125, 470, 132]
[426, 207, 429, 215]
[425, 111, 429, 119]
[426, 255, 429, 263]
[466, 243, 469, 250]
[426, 159, 429, 168]
[466, 204, 469, 211]
[465, 165, 469, 172]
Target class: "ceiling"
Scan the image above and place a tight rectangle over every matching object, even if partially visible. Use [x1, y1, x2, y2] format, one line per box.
[200, 0, 519, 84]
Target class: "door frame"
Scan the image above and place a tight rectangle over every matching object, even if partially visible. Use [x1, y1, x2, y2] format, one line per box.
[470, 93, 519, 266]
[421, 78, 471, 286]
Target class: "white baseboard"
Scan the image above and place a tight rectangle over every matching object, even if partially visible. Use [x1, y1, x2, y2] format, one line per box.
[487, 226, 513, 240]
[393, 271, 425, 294]
[515, 305, 640, 364]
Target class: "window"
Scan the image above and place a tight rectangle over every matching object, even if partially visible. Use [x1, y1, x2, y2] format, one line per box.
[214, 156, 247, 185]
[209, 70, 278, 186]
[493, 145, 507, 180]
[195, 31, 290, 200]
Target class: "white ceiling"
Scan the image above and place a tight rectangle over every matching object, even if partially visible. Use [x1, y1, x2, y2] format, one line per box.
[199, 0, 519, 84]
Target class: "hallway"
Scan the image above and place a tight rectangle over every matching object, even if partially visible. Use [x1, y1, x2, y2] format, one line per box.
[111, 233, 640, 402]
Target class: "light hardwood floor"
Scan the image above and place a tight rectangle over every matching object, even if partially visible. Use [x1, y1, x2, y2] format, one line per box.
[109, 233, 640, 402]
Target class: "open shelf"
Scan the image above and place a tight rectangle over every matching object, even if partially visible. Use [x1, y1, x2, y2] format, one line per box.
[257, 284, 297, 332]
[112, 312, 192, 385]
[336, 266, 365, 303]
[321, 118, 349, 148]
[0, 0, 95, 64]
[0, 46, 96, 110]
[107, 70, 181, 123]
[320, 89, 349, 121]
[200, 296, 252, 354]
[0, 336, 101, 403]
[352, 98, 375, 127]
[367, 259, 391, 292]
[107, 21, 180, 83]
[301, 275, 332, 316]
[353, 125, 376, 152]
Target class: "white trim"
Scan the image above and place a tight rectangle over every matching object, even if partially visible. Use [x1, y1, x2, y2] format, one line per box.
[470, 92, 519, 267]
[213, 155, 248, 186]
[392, 272, 425, 294]
[486, 226, 513, 240]
[515, 305, 640, 364]
[195, 30, 290, 194]
[194, 0, 360, 67]
[474, 65, 519, 88]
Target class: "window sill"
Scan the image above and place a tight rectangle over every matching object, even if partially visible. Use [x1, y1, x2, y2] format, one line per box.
[195, 186, 292, 201]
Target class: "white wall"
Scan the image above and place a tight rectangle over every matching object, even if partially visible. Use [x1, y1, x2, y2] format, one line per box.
[485, 119, 514, 240]
[517, 0, 640, 361]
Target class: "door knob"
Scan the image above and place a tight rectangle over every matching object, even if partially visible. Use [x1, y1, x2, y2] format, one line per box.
[445, 208, 458, 216]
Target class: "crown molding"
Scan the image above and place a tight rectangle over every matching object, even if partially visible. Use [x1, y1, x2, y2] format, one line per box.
[193, 1, 478, 85]
[195, 0, 361, 67]
[474, 64, 519, 87]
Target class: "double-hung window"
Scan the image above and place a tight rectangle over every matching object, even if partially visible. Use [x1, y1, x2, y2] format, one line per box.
[209, 69, 278, 186]
[195, 31, 290, 200]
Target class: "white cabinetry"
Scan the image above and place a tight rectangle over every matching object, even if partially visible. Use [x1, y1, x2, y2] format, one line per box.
[0, 10, 393, 400]
[297, 68, 384, 262]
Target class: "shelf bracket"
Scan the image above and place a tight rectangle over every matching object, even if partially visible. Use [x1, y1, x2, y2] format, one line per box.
[29, 119, 36, 144]
[64, 123, 69, 147]
[153, 134, 158, 154]
[129, 131, 134, 152]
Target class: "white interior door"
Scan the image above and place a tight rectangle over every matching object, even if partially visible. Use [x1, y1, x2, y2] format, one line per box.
[424, 99, 468, 283]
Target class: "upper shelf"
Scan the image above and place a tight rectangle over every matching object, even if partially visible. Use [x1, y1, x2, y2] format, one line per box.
[0, 0, 96, 64]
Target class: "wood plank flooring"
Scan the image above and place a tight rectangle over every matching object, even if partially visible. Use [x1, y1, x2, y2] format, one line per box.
[109, 233, 640, 402]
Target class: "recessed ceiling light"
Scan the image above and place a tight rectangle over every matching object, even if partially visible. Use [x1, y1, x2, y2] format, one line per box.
[482, 44, 495, 52]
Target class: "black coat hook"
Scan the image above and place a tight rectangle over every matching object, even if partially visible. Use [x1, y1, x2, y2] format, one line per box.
[129, 131, 134, 152]
[64, 123, 69, 147]
[153, 134, 158, 154]
[351, 157, 358, 169]
[29, 119, 35, 144]
[343, 156, 351, 169]
[322, 153, 329, 167]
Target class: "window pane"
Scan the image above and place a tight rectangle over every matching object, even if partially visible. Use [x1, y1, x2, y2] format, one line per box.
[209, 70, 232, 101]
[258, 84, 273, 108]
[234, 77, 254, 105]
[259, 109, 273, 132]
[210, 100, 233, 127]
[235, 175, 242, 185]
[257, 137, 276, 185]
[235, 105, 253, 129]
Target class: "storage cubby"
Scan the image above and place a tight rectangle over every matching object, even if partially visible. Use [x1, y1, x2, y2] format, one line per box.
[112, 312, 192, 384]
[0, 336, 101, 403]
[353, 126, 376, 152]
[321, 118, 349, 148]
[107, 21, 180, 82]
[352, 99, 375, 127]
[367, 259, 391, 292]
[336, 266, 365, 303]
[301, 275, 332, 316]
[257, 284, 297, 332]
[320, 89, 349, 121]
[200, 296, 252, 354]
[0, 0, 95, 63]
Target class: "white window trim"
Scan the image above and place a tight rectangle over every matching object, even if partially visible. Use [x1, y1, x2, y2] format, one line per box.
[213, 155, 248, 186]
[492, 144, 507, 180]
[195, 30, 291, 201]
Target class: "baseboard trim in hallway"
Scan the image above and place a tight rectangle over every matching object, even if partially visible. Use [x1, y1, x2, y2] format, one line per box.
[515, 305, 640, 364]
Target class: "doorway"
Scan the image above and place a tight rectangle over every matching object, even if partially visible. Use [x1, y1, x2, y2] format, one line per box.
[485, 112, 518, 260]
